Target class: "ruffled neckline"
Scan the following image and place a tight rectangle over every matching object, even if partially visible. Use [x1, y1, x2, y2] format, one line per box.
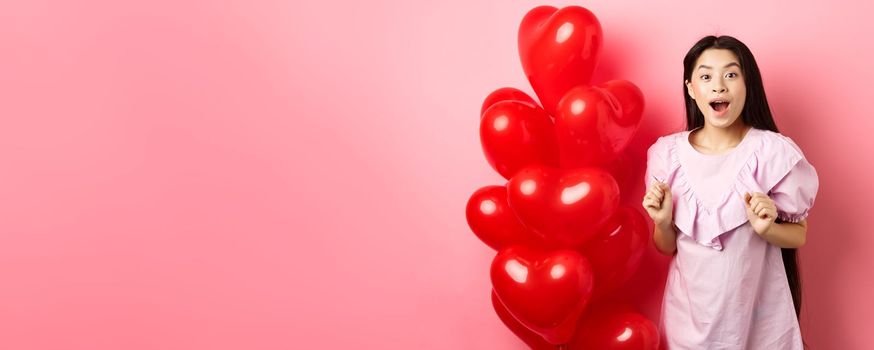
[664, 127, 785, 251]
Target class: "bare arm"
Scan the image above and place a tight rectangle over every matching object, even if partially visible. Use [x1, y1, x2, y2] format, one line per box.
[760, 219, 807, 248]
[653, 221, 678, 256]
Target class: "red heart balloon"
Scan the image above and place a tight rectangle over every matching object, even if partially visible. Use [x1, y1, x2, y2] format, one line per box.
[466, 185, 544, 251]
[494, 290, 659, 349]
[518, 6, 602, 116]
[507, 165, 620, 247]
[554, 85, 620, 168]
[490, 291, 554, 350]
[491, 246, 594, 345]
[554, 81, 645, 169]
[575, 306, 660, 350]
[598, 79, 645, 129]
[480, 100, 559, 180]
[481, 87, 538, 116]
[578, 205, 649, 300]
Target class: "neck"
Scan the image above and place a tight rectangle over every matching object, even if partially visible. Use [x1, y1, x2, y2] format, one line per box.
[693, 121, 750, 152]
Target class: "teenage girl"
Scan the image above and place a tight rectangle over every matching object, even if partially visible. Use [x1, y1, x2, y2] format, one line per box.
[642, 35, 819, 349]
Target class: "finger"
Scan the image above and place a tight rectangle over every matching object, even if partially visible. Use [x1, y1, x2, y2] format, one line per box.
[649, 196, 662, 209]
[752, 200, 765, 214]
[743, 192, 752, 206]
[758, 202, 771, 217]
[643, 198, 660, 210]
[759, 207, 774, 219]
[652, 190, 664, 202]
[754, 197, 769, 211]
[755, 205, 767, 218]
[646, 187, 657, 200]
[753, 193, 772, 204]
[662, 186, 671, 198]
[648, 189, 663, 202]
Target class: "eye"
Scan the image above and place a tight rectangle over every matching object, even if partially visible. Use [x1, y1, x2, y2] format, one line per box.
[726, 72, 738, 78]
[700, 74, 710, 80]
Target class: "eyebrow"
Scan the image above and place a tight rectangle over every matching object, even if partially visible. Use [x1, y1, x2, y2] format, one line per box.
[698, 62, 740, 70]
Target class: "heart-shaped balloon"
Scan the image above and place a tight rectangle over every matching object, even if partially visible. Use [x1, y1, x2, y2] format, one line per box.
[490, 291, 554, 350]
[507, 165, 620, 247]
[575, 305, 660, 350]
[578, 205, 648, 300]
[481, 87, 538, 116]
[555, 83, 643, 168]
[466, 185, 544, 251]
[598, 79, 645, 129]
[491, 246, 594, 345]
[518, 6, 602, 116]
[480, 100, 559, 180]
[493, 293, 659, 349]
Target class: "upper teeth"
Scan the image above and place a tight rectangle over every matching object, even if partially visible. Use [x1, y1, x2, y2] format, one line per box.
[713, 100, 726, 103]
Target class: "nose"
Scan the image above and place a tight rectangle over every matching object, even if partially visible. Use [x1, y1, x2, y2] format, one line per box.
[712, 80, 727, 93]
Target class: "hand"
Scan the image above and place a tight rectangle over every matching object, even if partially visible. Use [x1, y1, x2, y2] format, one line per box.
[743, 192, 777, 236]
[642, 181, 673, 228]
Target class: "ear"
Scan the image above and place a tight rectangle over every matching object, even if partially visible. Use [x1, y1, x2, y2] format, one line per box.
[685, 79, 695, 100]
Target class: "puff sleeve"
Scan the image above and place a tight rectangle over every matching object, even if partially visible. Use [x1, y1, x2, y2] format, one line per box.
[767, 135, 819, 222]
[769, 156, 819, 223]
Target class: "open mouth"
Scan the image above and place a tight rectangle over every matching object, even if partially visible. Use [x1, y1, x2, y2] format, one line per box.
[709, 100, 730, 113]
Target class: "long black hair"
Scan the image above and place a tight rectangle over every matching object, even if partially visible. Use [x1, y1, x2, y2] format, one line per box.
[682, 36, 805, 328]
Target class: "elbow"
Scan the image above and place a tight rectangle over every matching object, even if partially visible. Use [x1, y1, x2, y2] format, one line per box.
[796, 220, 808, 248]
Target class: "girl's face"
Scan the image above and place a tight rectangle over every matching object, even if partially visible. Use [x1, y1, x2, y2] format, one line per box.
[686, 48, 747, 129]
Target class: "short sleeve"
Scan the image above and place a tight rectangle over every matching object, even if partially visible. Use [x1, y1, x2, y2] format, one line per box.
[644, 137, 670, 189]
[769, 156, 819, 223]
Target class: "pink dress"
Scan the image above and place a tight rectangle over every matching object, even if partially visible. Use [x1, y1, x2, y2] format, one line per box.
[645, 127, 819, 349]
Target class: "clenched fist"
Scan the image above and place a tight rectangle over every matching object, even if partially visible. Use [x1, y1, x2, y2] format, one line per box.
[642, 180, 673, 228]
[744, 192, 777, 236]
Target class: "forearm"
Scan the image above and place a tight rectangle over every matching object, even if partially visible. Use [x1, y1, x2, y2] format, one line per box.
[760, 220, 807, 248]
[653, 221, 678, 256]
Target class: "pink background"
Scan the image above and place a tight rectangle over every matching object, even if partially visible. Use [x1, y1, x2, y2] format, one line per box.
[1, 0, 872, 349]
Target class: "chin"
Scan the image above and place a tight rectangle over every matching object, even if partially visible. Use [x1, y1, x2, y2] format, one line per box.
[706, 114, 742, 128]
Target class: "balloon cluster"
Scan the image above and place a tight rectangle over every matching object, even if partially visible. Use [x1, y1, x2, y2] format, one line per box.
[466, 6, 660, 349]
